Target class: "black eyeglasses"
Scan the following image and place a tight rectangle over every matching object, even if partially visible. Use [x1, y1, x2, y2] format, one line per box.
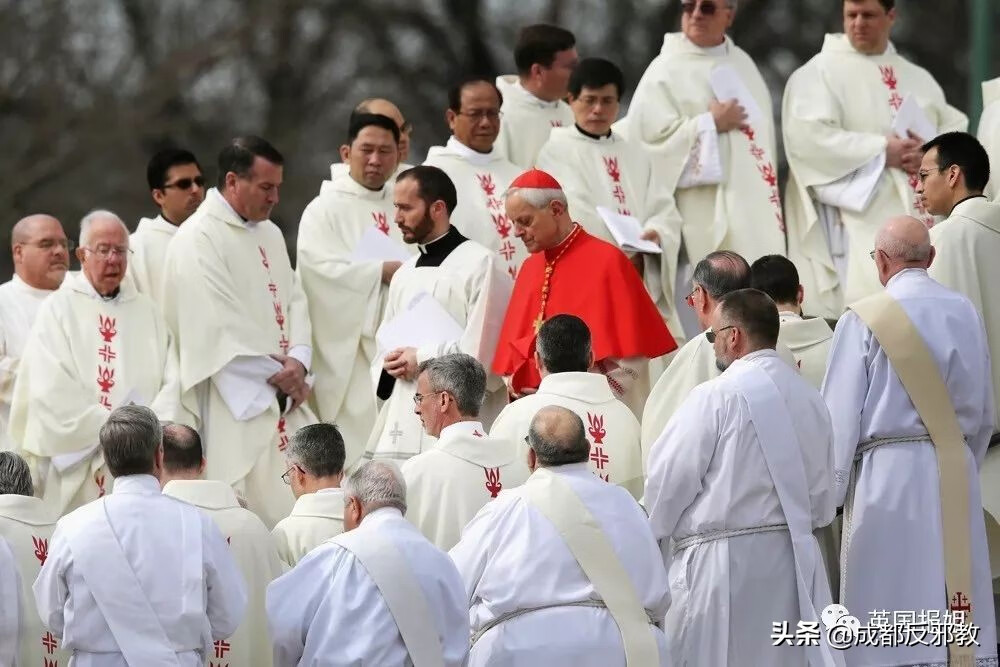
[681, 1, 720, 15]
[162, 176, 205, 191]
[706, 325, 736, 343]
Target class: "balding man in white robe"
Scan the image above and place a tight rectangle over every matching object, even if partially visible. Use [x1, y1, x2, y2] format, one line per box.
[494, 24, 577, 169]
[491, 315, 643, 499]
[0, 214, 68, 450]
[271, 423, 347, 567]
[402, 354, 529, 550]
[451, 405, 670, 665]
[160, 423, 283, 667]
[647, 289, 840, 667]
[267, 460, 469, 666]
[331, 98, 414, 180]
[783, 0, 967, 318]
[0, 452, 69, 666]
[823, 216, 996, 666]
[10, 210, 188, 516]
[34, 406, 247, 666]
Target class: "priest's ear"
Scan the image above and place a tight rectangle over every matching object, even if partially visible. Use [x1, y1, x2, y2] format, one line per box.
[153, 443, 165, 477]
[796, 284, 805, 307]
[526, 445, 538, 473]
[547, 198, 567, 217]
[338, 144, 351, 164]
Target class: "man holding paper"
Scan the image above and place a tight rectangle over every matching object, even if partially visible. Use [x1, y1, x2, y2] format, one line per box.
[364, 165, 512, 464]
[823, 215, 996, 666]
[617, 0, 785, 280]
[162, 136, 317, 528]
[9, 210, 188, 517]
[493, 168, 676, 418]
[783, 0, 967, 318]
[450, 406, 671, 666]
[34, 406, 247, 666]
[298, 113, 413, 466]
[536, 57, 685, 342]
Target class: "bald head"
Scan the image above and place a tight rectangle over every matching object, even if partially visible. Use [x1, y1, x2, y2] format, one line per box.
[873, 215, 935, 285]
[527, 406, 590, 467]
[11, 214, 69, 290]
[356, 98, 404, 127]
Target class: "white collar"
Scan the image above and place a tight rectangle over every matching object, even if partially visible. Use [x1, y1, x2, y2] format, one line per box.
[537, 371, 615, 401]
[440, 420, 487, 440]
[210, 188, 258, 228]
[778, 310, 802, 323]
[446, 136, 497, 166]
[886, 267, 928, 288]
[682, 33, 729, 56]
[11, 274, 55, 299]
[315, 486, 343, 495]
[111, 474, 162, 496]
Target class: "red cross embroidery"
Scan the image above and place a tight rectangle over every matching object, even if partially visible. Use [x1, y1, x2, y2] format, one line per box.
[97, 366, 115, 393]
[949, 592, 971, 615]
[617, 207, 631, 217]
[95, 472, 106, 497]
[550, 120, 563, 128]
[472, 429, 484, 437]
[277, 417, 289, 452]
[740, 126, 756, 142]
[749, 143, 765, 162]
[484, 468, 502, 498]
[32, 536, 48, 565]
[507, 265, 518, 280]
[587, 413, 606, 444]
[97, 315, 117, 342]
[487, 197, 504, 212]
[98, 394, 113, 409]
[97, 344, 116, 363]
[372, 211, 390, 235]
[42, 631, 57, 653]
[267, 282, 278, 298]
[491, 213, 512, 239]
[889, 92, 903, 111]
[278, 334, 289, 354]
[209, 663, 229, 667]
[590, 446, 609, 470]
[758, 163, 778, 188]
[476, 173, 496, 197]
[44, 660, 58, 667]
[214, 640, 231, 659]
[611, 185, 627, 205]
[258, 246, 270, 270]
[602, 156, 621, 183]
[599, 473, 610, 483]
[498, 240, 516, 261]
[879, 65, 898, 90]
[769, 188, 782, 207]
[273, 302, 285, 329]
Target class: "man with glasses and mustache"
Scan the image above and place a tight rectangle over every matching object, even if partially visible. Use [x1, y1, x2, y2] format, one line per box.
[9, 210, 189, 516]
[0, 214, 69, 450]
[424, 77, 528, 280]
[783, 0, 967, 320]
[128, 148, 205, 302]
[619, 0, 785, 310]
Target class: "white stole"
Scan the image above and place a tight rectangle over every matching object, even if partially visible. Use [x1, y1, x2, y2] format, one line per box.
[0, 536, 19, 666]
[331, 529, 444, 666]
[66, 500, 203, 666]
[732, 364, 841, 667]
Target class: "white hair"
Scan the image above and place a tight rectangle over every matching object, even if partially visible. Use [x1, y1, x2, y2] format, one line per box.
[503, 186, 567, 209]
[79, 209, 128, 247]
[343, 460, 407, 514]
[875, 228, 932, 262]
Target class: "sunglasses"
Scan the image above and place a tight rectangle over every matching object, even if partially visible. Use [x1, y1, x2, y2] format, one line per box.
[162, 176, 205, 191]
[705, 325, 736, 343]
[681, 1, 721, 15]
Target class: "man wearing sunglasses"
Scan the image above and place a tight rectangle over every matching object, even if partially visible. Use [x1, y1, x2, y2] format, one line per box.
[783, 0, 967, 320]
[619, 0, 785, 289]
[646, 288, 839, 666]
[128, 148, 205, 302]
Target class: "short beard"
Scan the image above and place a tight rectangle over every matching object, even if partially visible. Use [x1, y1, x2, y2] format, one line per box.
[715, 357, 730, 372]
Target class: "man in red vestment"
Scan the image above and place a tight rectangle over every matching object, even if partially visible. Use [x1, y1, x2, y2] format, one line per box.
[493, 169, 676, 416]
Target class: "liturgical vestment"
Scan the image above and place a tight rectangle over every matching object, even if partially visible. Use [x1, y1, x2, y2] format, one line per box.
[163, 479, 284, 667]
[270, 487, 345, 568]
[127, 214, 178, 303]
[402, 420, 529, 550]
[162, 189, 317, 528]
[494, 75, 574, 170]
[9, 271, 186, 516]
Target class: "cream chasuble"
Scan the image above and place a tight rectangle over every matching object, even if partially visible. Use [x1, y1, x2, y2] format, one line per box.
[126, 215, 178, 303]
[641, 331, 797, 466]
[161, 189, 317, 529]
[494, 75, 575, 169]
[979, 78, 1000, 201]
[330, 161, 413, 183]
[0, 495, 70, 667]
[490, 372, 644, 499]
[423, 137, 529, 280]
[271, 488, 346, 567]
[297, 174, 415, 468]
[536, 126, 685, 340]
[777, 311, 834, 389]
[617, 33, 785, 267]
[363, 232, 512, 465]
[162, 479, 283, 667]
[9, 272, 186, 516]
[783, 34, 968, 318]
[401, 420, 529, 550]
[0, 276, 54, 451]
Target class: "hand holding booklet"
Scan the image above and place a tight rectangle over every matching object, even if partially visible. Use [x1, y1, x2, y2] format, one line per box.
[709, 64, 764, 130]
[597, 207, 662, 255]
[376, 292, 465, 356]
[891, 95, 936, 143]
[350, 227, 411, 263]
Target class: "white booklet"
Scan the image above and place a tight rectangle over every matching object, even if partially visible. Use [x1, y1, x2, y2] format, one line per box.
[709, 64, 764, 130]
[891, 94, 936, 143]
[813, 151, 886, 213]
[376, 292, 465, 356]
[597, 207, 662, 255]
[350, 226, 411, 263]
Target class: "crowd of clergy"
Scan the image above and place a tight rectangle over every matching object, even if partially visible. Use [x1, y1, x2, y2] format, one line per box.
[4, 0, 1000, 665]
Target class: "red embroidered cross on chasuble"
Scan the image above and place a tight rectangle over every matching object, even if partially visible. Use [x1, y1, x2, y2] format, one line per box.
[492, 169, 677, 394]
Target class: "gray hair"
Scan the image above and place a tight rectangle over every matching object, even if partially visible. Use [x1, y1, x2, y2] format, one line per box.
[528, 406, 591, 467]
[692, 250, 751, 300]
[288, 423, 346, 478]
[100, 405, 163, 477]
[343, 460, 407, 514]
[417, 353, 486, 417]
[0, 452, 33, 496]
[875, 229, 932, 262]
[79, 209, 129, 248]
[503, 186, 567, 209]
